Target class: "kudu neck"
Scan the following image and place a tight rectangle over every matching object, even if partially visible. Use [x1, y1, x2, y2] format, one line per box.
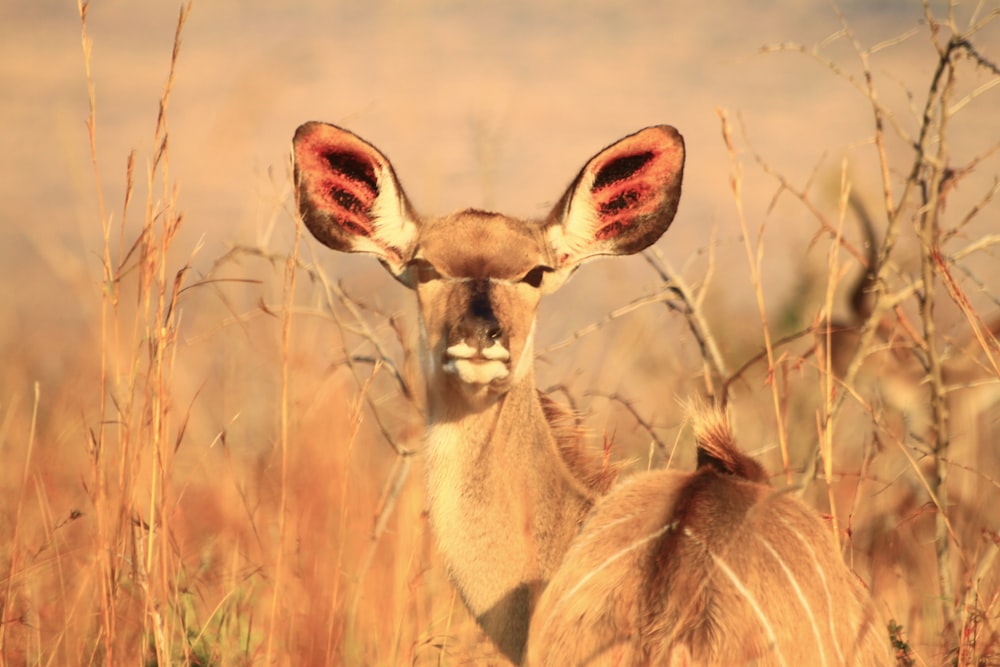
[425, 364, 538, 428]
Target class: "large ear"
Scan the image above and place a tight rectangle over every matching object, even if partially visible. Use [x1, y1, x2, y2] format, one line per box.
[545, 125, 684, 271]
[293, 121, 419, 277]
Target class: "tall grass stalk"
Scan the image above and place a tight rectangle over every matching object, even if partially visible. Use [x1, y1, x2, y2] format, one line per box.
[81, 1, 195, 663]
[4, 1, 996, 664]
[263, 168, 301, 665]
[717, 109, 794, 486]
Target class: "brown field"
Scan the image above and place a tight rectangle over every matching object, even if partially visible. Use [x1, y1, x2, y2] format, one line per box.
[2, 1, 999, 664]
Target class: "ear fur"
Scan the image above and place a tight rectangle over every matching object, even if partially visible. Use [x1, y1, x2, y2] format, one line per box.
[546, 125, 685, 270]
[293, 121, 419, 277]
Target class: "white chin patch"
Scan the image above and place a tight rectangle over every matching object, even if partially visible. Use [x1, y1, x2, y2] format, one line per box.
[448, 359, 510, 385]
[444, 341, 511, 385]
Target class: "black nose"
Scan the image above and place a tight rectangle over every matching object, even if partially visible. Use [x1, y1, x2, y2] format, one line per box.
[459, 313, 502, 348]
[459, 281, 504, 348]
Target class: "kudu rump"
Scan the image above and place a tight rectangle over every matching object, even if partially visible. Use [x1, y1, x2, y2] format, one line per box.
[292, 122, 890, 665]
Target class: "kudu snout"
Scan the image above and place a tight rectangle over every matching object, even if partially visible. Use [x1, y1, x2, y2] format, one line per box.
[456, 281, 506, 352]
[440, 280, 512, 387]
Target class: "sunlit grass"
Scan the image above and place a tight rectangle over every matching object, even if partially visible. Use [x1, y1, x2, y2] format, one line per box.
[1, 1, 999, 665]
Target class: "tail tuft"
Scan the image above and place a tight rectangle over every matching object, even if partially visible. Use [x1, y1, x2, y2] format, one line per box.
[686, 401, 769, 484]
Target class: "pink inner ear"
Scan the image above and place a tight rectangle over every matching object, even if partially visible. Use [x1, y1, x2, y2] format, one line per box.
[297, 133, 381, 238]
[590, 145, 671, 240]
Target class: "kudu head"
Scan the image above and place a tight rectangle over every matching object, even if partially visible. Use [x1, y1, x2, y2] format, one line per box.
[293, 122, 685, 414]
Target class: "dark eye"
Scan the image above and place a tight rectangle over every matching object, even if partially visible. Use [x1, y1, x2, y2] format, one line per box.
[520, 265, 552, 288]
[408, 259, 442, 284]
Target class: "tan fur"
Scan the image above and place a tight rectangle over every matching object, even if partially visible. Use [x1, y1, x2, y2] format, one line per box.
[527, 408, 893, 666]
[293, 122, 684, 663]
[541, 393, 621, 496]
[294, 123, 893, 664]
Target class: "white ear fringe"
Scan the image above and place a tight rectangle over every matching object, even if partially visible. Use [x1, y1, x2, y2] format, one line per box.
[367, 162, 418, 275]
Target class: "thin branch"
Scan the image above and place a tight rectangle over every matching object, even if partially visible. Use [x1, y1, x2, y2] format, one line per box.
[536, 287, 684, 356]
[643, 247, 730, 388]
[586, 391, 672, 457]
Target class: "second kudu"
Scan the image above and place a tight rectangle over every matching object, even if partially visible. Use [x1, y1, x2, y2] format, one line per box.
[292, 122, 891, 665]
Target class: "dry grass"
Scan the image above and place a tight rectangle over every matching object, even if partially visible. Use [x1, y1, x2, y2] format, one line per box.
[1, 1, 999, 665]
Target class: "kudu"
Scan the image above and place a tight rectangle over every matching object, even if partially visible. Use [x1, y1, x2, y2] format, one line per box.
[821, 196, 1000, 506]
[292, 122, 890, 665]
[819, 195, 927, 436]
[527, 406, 893, 665]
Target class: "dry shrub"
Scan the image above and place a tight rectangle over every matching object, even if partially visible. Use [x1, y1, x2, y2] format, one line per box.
[2, 1, 999, 666]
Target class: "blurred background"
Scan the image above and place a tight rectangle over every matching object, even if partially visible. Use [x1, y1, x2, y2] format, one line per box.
[9, 0, 996, 355]
[1, 1, 999, 664]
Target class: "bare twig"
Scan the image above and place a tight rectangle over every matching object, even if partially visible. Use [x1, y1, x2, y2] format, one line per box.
[642, 246, 730, 395]
[536, 287, 683, 356]
[717, 109, 793, 483]
[586, 391, 672, 457]
[210, 243, 418, 456]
